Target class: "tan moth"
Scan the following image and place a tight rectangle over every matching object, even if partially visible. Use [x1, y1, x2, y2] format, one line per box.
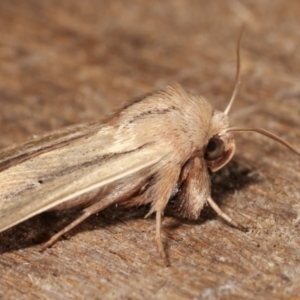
[0, 31, 299, 266]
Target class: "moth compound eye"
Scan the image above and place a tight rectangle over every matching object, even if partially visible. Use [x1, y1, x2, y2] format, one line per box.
[204, 137, 225, 161]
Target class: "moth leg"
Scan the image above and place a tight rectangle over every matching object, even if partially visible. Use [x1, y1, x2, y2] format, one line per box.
[155, 210, 170, 266]
[41, 172, 153, 251]
[144, 168, 181, 266]
[144, 206, 170, 266]
[40, 199, 112, 251]
[207, 196, 248, 232]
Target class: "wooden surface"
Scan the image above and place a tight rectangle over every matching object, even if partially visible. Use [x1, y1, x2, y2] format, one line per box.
[0, 1, 300, 299]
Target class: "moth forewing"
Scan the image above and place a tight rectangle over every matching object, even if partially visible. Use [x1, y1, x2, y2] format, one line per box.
[0, 121, 102, 171]
[0, 124, 170, 233]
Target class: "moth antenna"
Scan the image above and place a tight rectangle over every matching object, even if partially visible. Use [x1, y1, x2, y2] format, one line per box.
[224, 26, 244, 115]
[225, 127, 300, 157]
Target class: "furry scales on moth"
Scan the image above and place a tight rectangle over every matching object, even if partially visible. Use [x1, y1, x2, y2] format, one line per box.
[0, 32, 299, 266]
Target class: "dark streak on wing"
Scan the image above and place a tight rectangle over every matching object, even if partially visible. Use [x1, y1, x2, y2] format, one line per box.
[121, 91, 156, 111]
[44, 142, 154, 181]
[5, 143, 155, 199]
[128, 106, 178, 124]
[0, 131, 96, 173]
[100, 91, 157, 124]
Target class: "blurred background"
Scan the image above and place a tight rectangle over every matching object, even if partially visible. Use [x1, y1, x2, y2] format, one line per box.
[0, 1, 300, 299]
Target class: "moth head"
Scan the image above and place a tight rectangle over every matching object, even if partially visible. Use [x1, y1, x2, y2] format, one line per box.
[203, 28, 243, 172]
[204, 27, 300, 171]
[204, 111, 236, 172]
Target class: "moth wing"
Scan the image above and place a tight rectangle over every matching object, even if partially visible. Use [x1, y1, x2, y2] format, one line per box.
[0, 121, 101, 172]
[0, 129, 167, 232]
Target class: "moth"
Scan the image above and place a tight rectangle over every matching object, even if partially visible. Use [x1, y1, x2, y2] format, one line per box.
[0, 31, 299, 266]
